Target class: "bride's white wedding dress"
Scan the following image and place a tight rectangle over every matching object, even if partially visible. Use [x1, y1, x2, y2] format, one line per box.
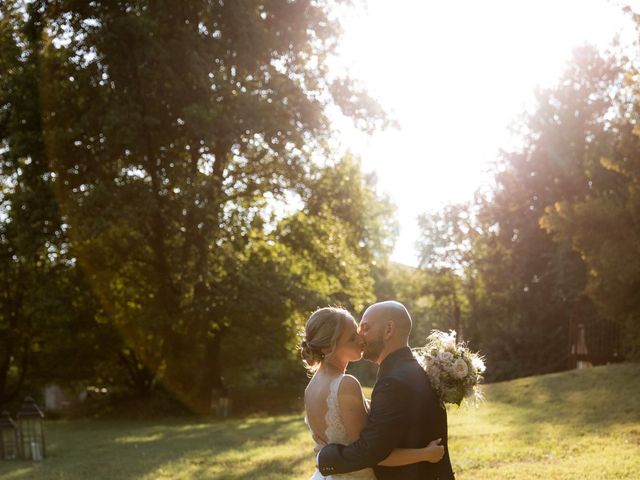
[308, 375, 377, 480]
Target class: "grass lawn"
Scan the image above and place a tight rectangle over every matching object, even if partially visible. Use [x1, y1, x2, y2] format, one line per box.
[1, 362, 638, 479]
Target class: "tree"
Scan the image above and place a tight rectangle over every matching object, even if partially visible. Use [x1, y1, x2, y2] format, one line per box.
[2, 0, 388, 411]
[412, 46, 625, 381]
[0, 1, 74, 404]
[0, 2, 129, 407]
[225, 160, 395, 385]
[470, 46, 622, 379]
[416, 203, 478, 343]
[541, 38, 640, 358]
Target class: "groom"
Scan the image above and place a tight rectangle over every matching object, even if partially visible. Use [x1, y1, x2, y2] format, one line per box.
[317, 301, 455, 480]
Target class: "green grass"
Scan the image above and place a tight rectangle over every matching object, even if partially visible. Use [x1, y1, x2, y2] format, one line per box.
[1, 363, 639, 479]
[449, 362, 640, 479]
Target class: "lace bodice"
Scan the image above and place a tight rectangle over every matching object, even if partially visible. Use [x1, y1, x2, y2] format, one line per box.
[308, 375, 376, 480]
[325, 375, 351, 445]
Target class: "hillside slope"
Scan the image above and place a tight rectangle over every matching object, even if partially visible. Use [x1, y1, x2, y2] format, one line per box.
[448, 362, 640, 479]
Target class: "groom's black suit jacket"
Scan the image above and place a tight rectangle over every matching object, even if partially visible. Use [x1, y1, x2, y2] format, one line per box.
[317, 347, 455, 480]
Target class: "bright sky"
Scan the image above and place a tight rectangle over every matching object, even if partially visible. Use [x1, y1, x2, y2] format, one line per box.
[330, 0, 638, 266]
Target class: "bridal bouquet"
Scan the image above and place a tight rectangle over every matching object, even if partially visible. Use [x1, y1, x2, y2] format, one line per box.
[412, 330, 485, 407]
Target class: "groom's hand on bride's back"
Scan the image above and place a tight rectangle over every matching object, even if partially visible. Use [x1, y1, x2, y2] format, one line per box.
[424, 437, 445, 463]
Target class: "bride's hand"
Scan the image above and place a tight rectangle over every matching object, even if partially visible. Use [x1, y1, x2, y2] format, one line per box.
[423, 438, 444, 463]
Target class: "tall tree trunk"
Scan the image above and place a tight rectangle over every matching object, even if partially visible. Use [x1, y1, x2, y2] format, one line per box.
[129, 54, 179, 377]
[118, 349, 155, 397]
[189, 142, 230, 413]
[198, 330, 224, 415]
[0, 342, 14, 406]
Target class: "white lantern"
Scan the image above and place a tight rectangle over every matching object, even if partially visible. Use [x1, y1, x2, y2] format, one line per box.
[0, 411, 19, 460]
[17, 397, 45, 461]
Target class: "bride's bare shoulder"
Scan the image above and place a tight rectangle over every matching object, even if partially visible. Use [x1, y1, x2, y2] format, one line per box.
[304, 372, 325, 398]
[342, 373, 362, 385]
[338, 374, 364, 398]
[304, 378, 314, 399]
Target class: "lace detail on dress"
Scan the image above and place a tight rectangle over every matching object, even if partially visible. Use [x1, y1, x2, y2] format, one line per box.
[325, 376, 350, 445]
[313, 375, 376, 480]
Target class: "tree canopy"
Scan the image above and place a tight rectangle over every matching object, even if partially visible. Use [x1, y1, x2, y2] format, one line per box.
[0, 0, 393, 411]
[415, 41, 638, 380]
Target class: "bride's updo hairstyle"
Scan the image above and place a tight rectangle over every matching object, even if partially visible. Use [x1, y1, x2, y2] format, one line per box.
[301, 307, 352, 372]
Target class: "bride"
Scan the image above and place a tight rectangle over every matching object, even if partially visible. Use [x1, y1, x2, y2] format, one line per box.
[301, 307, 444, 479]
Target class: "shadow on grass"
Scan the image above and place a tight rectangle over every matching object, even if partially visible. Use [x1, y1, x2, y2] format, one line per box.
[0, 414, 309, 480]
[230, 454, 310, 480]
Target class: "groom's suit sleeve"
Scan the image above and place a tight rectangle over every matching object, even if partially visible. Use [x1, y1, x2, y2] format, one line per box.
[317, 377, 411, 476]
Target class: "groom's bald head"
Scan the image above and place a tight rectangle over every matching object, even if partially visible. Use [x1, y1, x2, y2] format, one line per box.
[363, 301, 412, 338]
[359, 300, 412, 363]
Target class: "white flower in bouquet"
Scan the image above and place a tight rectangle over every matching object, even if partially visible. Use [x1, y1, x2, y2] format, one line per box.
[438, 330, 458, 352]
[438, 351, 454, 363]
[412, 329, 486, 407]
[452, 358, 469, 379]
[471, 356, 486, 373]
